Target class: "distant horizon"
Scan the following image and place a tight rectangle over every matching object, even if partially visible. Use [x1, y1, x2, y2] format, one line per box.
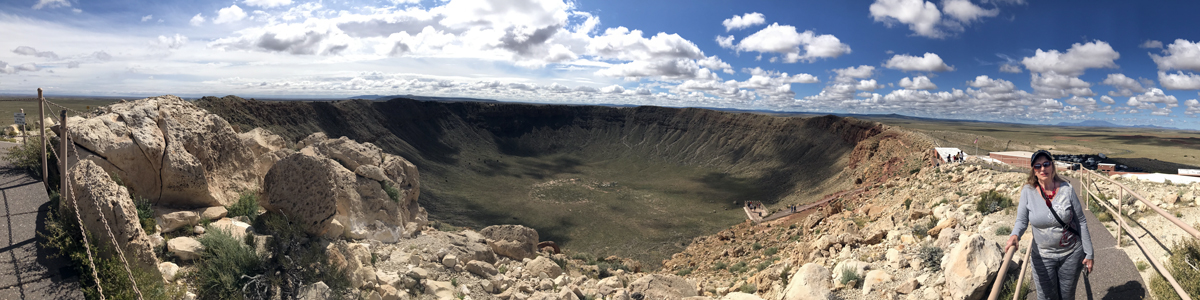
[4, 91, 1194, 132]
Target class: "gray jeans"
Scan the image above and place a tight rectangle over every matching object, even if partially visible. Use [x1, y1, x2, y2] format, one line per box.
[1029, 243, 1085, 300]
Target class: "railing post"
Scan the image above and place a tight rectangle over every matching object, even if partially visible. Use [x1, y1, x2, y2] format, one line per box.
[59, 110, 67, 200]
[38, 88, 46, 185]
[986, 245, 1017, 300]
[1117, 187, 1123, 246]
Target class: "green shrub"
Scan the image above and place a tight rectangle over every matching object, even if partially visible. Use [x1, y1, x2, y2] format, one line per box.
[738, 283, 757, 294]
[711, 262, 727, 271]
[226, 191, 259, 223]
[597, 261, 628, 278]
[383, 181, 401, 203]
[196, 225, 263, 300]
[250, 212, 350, 299]
[918, 244, 944, 272]
[995, 271, 1031, 300]
[763, 247, 779, 256]
[903, 198, 912, 210]
[3, 136, 50, 178]
[728, 262, 748, 273]
[751, 243, 762, 251]
[1149, 239, 1200, 300]
[675, 267, 693, 276]
[1097, 211, 1113, 222]
[755, 261, 772, 272]
[976, 189, 1012, 215]
[498, 265, 508, 274]
[1136, 260, 1149, 272]
[780, 265, 792, 285]
[994, 226, 1011, 236]
[913, 218, 937, 239]
[134, 195, 156, 234]
[839, 266, 861, 286]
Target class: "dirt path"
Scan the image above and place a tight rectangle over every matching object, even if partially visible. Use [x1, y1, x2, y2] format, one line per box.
[0, 141, 83, 299]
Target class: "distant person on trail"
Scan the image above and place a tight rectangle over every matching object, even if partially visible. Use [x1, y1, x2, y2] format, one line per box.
[1006, 150, 1094, 300]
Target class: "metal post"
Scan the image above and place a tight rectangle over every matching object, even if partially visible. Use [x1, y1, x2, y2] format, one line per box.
[60, 110, 67, 200]
[38, 88, 46, 185]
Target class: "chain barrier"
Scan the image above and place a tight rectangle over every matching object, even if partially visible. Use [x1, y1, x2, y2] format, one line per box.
[66, 110, 145, 300]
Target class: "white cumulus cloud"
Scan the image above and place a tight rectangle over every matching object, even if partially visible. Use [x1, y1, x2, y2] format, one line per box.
[190, 14, 205, 26]
[1140, 40, 1163, 49]
[1150, 39, 1200, 72]
[155, 34, 189, 49]
[999, 63, 1022, 73]
[1159, 71, 1200, 90]
[733, 23, 850, 63]
[869, 0, 944, 38]
[722, 12, 766, 32]
[1185, 97, 1200, 116]
[1021, 41, 1119, 76]
[214, 5, 248, 24]
[883, 52, 954, 72]
[942, 0, 999, 23]
[899, 76, 938, 90]
[1101, 73, 1148, 96]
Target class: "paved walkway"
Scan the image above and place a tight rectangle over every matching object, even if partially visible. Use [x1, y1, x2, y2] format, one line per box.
[0, 141, 83, 299]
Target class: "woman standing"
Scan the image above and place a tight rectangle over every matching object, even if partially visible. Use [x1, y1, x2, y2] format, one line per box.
[1006, 150, 1094, 300]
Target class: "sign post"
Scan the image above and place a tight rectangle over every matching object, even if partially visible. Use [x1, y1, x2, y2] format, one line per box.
[15, 110, 25, 144]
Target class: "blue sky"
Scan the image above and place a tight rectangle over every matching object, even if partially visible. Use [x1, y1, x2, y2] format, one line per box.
[3, 0, 1200, 129]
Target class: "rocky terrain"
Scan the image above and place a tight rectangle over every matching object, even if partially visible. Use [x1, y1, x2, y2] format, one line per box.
[51, 95, 1200, 300]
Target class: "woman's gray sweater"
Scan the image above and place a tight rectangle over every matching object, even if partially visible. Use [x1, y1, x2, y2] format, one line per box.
[1011, 181, 1094, 260]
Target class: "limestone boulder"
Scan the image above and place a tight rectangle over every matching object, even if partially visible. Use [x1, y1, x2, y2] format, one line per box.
[238, 127, 288, 177]
[66, 160, 159, 271]
[62, 95, 270, 207]
[159, 262, 180, 282]
[927, 217, 958, 238]
[780, 263, 832, 300]
[210, 218, 252, 241]
[481, 225, 540, 260]
[526, 256, 564, 278]
[262, 134, 425, 240]
[168, 237, 203, 261]
[942, 234, 1003, 300]
[466, 260, 498, 278]
[627, 274, 697, 300]
[861, 270, 891, 295]
[155, 208, 200, 233]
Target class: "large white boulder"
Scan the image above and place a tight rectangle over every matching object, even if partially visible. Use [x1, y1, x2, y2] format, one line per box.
[66, 160, 159, 271]
[779, 263, 832, 300]
[481, 225, 540, 260]
[627, 274, 697, 300]
[262, 133, 425, 239]
[942, 234, 1003, 300]
[62, 95, 276, 207]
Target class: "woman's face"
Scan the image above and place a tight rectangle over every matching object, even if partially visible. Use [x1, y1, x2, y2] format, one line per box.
[1033, 157, 1054, 182]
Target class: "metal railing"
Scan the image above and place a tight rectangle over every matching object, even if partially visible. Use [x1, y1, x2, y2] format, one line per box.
[985, 164, 1198, 300]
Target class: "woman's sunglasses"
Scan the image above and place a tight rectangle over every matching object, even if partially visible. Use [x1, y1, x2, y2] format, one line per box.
[1032, 161, 1054, 169]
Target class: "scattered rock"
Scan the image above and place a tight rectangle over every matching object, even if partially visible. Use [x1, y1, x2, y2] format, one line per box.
[927, 217, 958, 238]
[862, 270, 892, 295]
[896, 278, 920, 294]
[442, 254, 459, 269]
[155, 208, 200, 233]
[198, 206, 228, 221]
[467, 260, 499, 278]
[526, 256, 563, 278]
[210, 218, 252, 241]
[719, 292, 764, 300]
[424, 280, 456, 300]
[168, 237, 203, 261]
[886, 248, 906, 269]
[300, 281, 331, 300]
[158, 262, 179, 282]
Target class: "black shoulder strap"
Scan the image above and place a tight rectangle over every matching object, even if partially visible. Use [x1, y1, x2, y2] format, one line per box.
[1041, 182, 1081, 236]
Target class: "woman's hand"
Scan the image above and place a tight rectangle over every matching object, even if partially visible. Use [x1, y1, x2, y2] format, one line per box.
[1083, 259, 1094, 273]
[1005, 235, 1019, 253]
